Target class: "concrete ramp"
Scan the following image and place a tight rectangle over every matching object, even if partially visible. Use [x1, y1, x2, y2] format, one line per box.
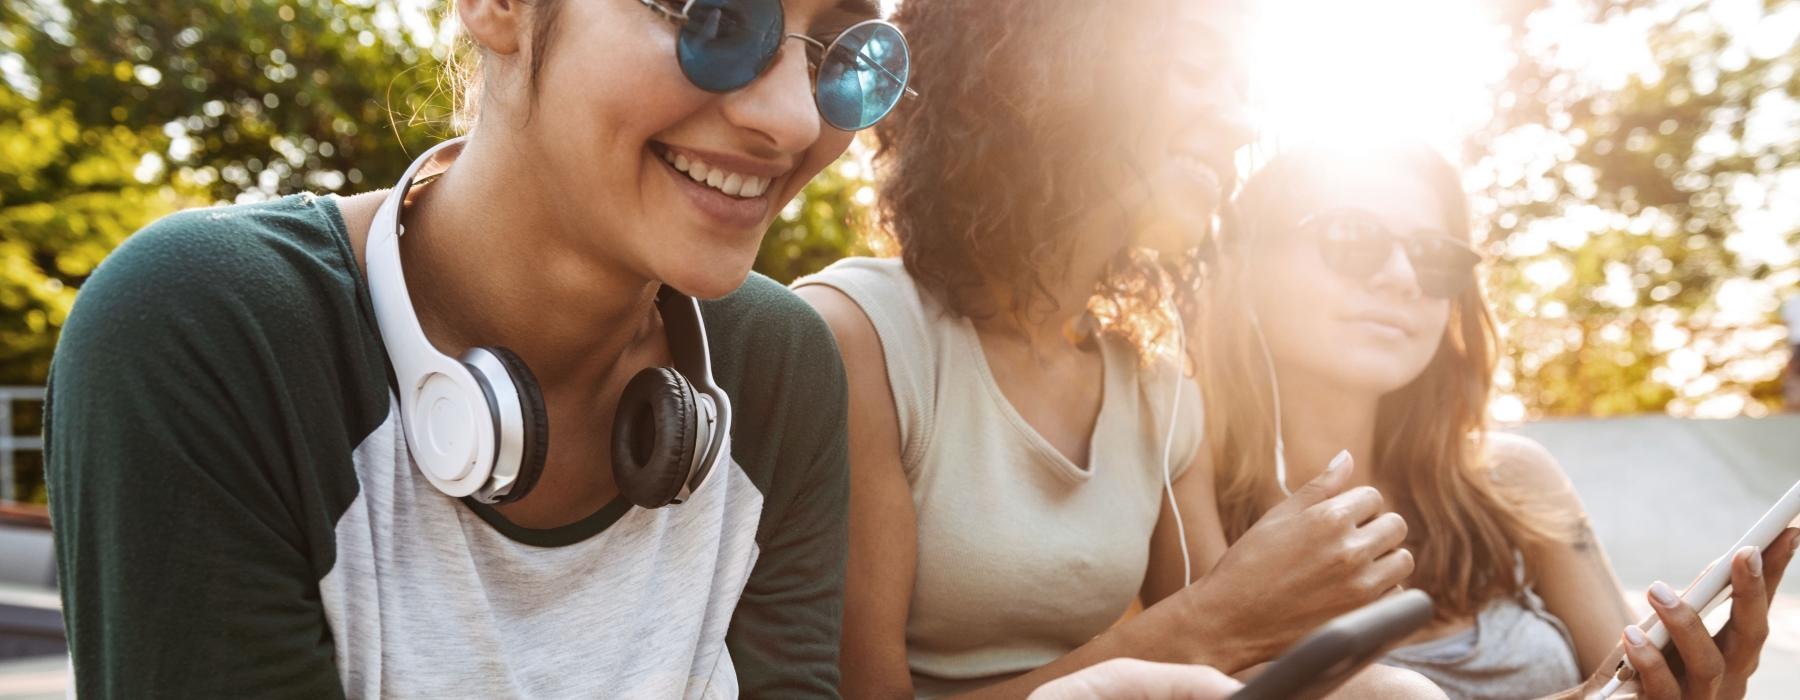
[1512, 415, 1800, 698]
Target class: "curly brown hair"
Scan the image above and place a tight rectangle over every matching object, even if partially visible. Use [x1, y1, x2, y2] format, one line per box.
[876, 0, 1197, 359]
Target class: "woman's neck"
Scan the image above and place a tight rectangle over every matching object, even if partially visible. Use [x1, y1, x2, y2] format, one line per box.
[969, 228, 1122, 353]
[1274, 372, 1383, 491]
[400, 135, 661, 391]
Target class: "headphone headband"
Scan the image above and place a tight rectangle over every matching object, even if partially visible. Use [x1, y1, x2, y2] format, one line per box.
[366, 137, 499, 497]
[654, 287, 732, 502]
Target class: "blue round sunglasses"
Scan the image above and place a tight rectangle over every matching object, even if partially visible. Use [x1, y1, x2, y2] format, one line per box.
[638, 0, 918, 131]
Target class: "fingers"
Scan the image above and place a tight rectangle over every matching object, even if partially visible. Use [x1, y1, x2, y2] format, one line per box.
[1720, 546, 1770, 676]
[1318, 486, 1387, 532]
[1359, 547, 1415, 594]
[1622, 625, 1684, 700]
[1647, 581, 1725, 696]
[1028, 659, 1243, 700]
[1761, 527, 1800, 598]
[1349, 511, 1408, 556]
[1264, 450, 1356, 518]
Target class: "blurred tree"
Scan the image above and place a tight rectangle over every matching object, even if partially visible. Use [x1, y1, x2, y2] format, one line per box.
[0, 0, 869, 503]
[1470, 0, 1800, 419]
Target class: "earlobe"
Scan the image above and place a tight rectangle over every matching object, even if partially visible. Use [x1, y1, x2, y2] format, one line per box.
[458, 0, 524, 55]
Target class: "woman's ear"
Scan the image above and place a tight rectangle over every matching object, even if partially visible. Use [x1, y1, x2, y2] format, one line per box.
[459, 0, 525, 55]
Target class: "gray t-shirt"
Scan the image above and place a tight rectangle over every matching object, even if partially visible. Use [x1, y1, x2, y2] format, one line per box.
[47, 195, 850, 698]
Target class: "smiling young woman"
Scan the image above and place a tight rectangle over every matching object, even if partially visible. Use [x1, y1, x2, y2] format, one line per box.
[45, 0, 913, 696]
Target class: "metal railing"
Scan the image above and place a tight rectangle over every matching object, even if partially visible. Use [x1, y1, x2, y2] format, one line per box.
[0, 387, 46, 504]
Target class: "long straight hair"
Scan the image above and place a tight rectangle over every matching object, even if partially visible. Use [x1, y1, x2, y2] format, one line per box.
[1198, 144, 1568, 619]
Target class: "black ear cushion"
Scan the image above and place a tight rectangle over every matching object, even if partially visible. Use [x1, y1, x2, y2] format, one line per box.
[612, 368, 698, 509]
[484, 346, 549, 505]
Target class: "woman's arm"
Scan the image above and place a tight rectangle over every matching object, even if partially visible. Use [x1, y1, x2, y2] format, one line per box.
[794, 285, 919, 699]
[1487, 433, 1634, 672]
[48, 216, 366, 698]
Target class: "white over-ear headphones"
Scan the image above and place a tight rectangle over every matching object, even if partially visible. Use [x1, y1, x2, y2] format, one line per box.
[366, 137, 733, 507]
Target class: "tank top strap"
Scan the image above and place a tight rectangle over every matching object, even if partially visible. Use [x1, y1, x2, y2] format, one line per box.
[793, 257, 953, 475]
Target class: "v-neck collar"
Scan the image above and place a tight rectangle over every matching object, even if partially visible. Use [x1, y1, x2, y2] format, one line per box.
[957, 316, 1116, 485]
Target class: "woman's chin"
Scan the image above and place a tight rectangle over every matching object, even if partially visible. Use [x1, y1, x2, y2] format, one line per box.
[656, 260, 755, 300]
[1135, 212, 1217, 257]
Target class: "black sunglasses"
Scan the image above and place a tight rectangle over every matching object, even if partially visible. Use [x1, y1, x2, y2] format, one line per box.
[1291, 207, 1482, 300]
[638, 0, 917, 131]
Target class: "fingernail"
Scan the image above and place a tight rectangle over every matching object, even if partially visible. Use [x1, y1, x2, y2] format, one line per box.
[1791, 532, 1799, 554]
[1745, 547, 1763, 577]
[1649, 581, 1679, 607]
[1327, 449, 1352, 474]
[1624, 625, 1648, 648]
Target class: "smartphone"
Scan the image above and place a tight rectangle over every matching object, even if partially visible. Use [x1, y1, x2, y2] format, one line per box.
[1229, 589, 1435, 700]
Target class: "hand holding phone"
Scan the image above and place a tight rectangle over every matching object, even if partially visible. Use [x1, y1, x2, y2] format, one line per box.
[1592, 476, 1800, 700]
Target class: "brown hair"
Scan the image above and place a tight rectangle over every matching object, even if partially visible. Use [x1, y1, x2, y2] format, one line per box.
[1200, 144, 1569, 619]
[445, 0, 567, 131]
[875, 0, 1195, 358]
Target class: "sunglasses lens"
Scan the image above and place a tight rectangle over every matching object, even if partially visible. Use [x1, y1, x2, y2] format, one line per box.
[815, 22, 911, 131]
[1411, 241, 1480, 299]
[678, 0, 784, 92]
[1315, 216, 1390, 280]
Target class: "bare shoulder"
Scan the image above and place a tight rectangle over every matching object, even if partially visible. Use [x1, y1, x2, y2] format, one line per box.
[1483, 432, 1591, 538]
[793, 284, 883, 365]
[333, 189, 390, 272]
[1484, 432, 1572, 493]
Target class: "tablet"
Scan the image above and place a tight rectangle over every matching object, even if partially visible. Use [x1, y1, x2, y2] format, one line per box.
[1229, 589, 1435, 700]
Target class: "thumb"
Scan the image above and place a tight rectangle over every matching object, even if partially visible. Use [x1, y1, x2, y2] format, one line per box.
[1262, 449, 1355, 519]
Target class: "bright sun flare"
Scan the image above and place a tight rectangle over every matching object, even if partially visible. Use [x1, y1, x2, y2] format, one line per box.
[1246, 0, 1510, 156]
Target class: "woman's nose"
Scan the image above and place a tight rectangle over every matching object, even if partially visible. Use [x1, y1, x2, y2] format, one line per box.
[718, 37, 823, 154]
[1367, 242, 1426, 300]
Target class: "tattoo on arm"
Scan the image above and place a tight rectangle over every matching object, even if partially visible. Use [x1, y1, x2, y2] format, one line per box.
[1574, 520, 1635, 624]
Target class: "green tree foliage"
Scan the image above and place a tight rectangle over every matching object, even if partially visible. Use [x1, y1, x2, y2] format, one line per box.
[1471, 0, 1800, 418]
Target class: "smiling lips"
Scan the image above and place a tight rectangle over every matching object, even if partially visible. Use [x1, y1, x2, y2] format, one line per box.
[1346, 310, 1416, 338]
[661, 150, 773, 199]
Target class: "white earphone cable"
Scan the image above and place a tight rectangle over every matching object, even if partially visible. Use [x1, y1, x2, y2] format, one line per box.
[1248, 312, 1293, 497]
[1162, 303, 1193, 586]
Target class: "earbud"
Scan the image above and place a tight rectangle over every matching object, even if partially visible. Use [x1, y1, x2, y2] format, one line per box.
[1247, 310, 1293, 497]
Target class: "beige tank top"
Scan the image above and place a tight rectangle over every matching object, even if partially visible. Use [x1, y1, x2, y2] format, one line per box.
[795, 258, 1203, 697]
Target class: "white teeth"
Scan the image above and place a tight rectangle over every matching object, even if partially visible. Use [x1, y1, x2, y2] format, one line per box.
[661, 148, 774, 199]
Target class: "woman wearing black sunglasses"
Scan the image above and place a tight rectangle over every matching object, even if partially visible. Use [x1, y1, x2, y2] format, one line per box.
[1192, 142, 1800, 700]
[46, 0, 911, 696]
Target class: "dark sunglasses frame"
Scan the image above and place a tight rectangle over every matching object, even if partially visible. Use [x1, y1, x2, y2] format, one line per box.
[638, 0, 918, 131]
[1292, 207, 1483, 300]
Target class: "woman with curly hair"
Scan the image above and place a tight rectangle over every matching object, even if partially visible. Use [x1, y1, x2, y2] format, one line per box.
[795, 1, 1436, 696]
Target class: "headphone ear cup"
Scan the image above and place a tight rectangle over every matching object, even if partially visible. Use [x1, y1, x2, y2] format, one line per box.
[612, 367, 698, 509]
[483, 346, 549, 505]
